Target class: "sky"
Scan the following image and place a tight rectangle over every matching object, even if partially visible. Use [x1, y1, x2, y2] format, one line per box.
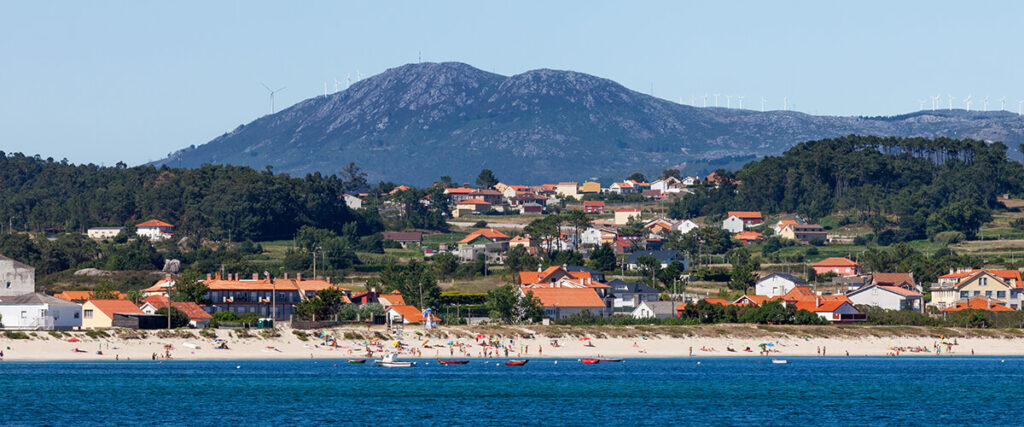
[2, 1, 1023, 166]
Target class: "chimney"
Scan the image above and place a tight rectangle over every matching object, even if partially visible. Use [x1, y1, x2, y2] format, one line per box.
[326, 277, 331, 284]
[815, 297, 821, 307]
[215, 272, 221, 280]
[252, 273, 258, 280]
[297, 273, 302, 281]
[284, 273, 289, 280]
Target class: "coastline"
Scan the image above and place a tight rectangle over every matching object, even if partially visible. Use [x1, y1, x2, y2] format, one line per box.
[3, 324, 1024, 361]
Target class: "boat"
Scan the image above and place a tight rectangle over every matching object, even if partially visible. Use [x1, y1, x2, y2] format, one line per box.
[771, 359, 788, 364]
[505, 360, 529, 366]
[347, 359, 367, 364]
[597, 358, 622, 363]
[375, 353, 416, 368]
[581, 358, 601, 364]
[436, 359, 470, 365]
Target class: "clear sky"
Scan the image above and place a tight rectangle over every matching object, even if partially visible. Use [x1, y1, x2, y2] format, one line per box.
[2, 1, 1022, 166]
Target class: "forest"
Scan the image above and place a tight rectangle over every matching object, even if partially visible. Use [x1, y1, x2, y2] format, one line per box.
[0, 152, 381, 241]
[669, 136, 1024, 241]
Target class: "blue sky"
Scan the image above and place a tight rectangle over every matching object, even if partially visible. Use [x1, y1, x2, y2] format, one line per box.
[2, 1, 1022, 166]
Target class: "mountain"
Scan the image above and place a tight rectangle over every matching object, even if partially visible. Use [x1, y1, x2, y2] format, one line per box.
[154, 62, 1024, 184]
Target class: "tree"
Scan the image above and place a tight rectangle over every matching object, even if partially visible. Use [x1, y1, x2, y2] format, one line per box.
[377, 261, 442, 309]
[155, 307, 190, 328]
[635, 255, 661, 286]
[125, 289, 142, 305]
[728, 263, 759, 292]
[589, 243, 617, 272]
[341, 162, 368, 193]
[476, 169, 499, 189]
[296, 287, 347, 320]
[171, 271, 210, 304]
[504, 246, 537, 277]
[626, 172, 647, 182]
[660, 169, 681, 180]
[90, 281, 120, 300]
[486, 284, 544, 324]
[431, 252, 458, 278]
[926, 200, 992, 240]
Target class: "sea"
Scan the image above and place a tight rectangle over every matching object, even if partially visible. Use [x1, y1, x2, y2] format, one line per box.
[0, 356, 1019, 425]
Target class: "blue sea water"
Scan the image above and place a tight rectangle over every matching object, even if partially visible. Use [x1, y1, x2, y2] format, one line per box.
[0, 356, 1020, 425]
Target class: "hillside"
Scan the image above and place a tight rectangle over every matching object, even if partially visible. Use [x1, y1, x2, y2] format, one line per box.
[153, 62, 1024, 184]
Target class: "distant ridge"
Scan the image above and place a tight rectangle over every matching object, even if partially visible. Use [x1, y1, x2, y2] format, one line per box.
[153, 62, 1024, 184]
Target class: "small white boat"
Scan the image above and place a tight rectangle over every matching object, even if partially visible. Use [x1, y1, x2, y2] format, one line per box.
[375, 353, 416, 368]
[771, 359, 788, 364]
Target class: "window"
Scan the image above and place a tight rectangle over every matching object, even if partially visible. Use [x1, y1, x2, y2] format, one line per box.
[84, 309, 93, 319]
[973, 291, 981, 296]
[960, 291, 970, 298]
[5, 282, 9, 288]
[997, 291, 1007, 299]
[21, 311, 27, 318]
[74, 312, 80, 319]
[985, 291, 993, 297]
[980, 277, 988, 286]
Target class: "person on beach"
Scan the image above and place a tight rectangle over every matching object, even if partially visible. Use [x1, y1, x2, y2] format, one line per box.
[538, 345, 542, 356]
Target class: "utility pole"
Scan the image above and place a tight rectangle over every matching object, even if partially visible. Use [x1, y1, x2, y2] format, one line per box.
[167, 279, 174, 329]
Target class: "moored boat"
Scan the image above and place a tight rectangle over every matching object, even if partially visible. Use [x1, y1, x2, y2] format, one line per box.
[375, 353, 416, 368]
[347, 359, 367, 364]
[505, 360, 528, 366]
[597, 358, 622, 363]
[581, 358, 600, 364]
[436, 359, 470, 365]
[771, 359, 788, 364]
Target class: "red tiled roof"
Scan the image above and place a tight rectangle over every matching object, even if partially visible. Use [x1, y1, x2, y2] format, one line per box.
[703, 298, 734, 306]
[521, 287, 605, 308]
[137, 219, 173, 228]
[445, 188, 474, 194]
[727, 211, 762, 220]
[812, 257, 858, 267]
[939, 269, 1023, 288]
[615, 208, 641, 213]
[871, 273, 916, 287]
[86, 299, 144, 316]
[457, 198, 491, 205]
[458, 228, 510, 244]
[734, 231, 764, 241]
[387, 304, 439, 323]
[379, 290, 406, 306]
[941, 297, 1014, 312]
[583, 201, 605, 207]
[878, 285, 923, 297]
[142, 295, 212, 320]
[793, 299, 852, 313]
[54, 290, 126, 301]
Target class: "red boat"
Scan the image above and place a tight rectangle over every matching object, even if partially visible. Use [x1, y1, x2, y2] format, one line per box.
[505, 360, 529, 366]
[598, 359, 623, 363]
[436, 359, 470, 365]
[581, 358, 601, 364]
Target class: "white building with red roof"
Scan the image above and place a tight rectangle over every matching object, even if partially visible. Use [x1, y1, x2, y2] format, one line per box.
[847, 283, 924, 312]
[135, 219, 174, 241]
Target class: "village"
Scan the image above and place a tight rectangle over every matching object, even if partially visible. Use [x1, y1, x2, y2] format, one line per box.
[2, 171, 1021, 337]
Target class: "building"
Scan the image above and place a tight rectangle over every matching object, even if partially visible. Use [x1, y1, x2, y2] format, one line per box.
[940, 297, 1014, 312]
[82, 299, 145, 329]
[606, 279, 661, 312]
[930, 270, 1024, 310]
[631, 301, 678, 319]
[86, 227, 124, 240]
[520, 203, 544, 215]
[139, 295, 213, 327]
[779, 224, 828, 244]
[0, 255, 36, 297]
[452, 199, 491, 217]
[812, 257, 859, 277]
[445, 187, 476, 203]
[614, 208, 641, 225]
[847, 284, 924, 312]
[556, 182, 580, 199]
[583, 201, 606, 214]
[579, 181, 602, 194]
[773, 219, 800, 234]
[385, 304, 439, 327]
[54, 290, 127, 302]
[381, 231, 424, 247]
[625, 250, 688, 270]
[342, 194, 363, 210]
[608, 182, 637, 194]
[0, 293, 81, 330]
[676, 219, 699, 234]
[781, 286, 865, 324]
[135, 219, 174, 241]
[733, 231, 764, 246]
[755, 273, 808, 297]
[869, 272, 920, 293]
[521, 287, 610, 320]
[722, 211, 763, 233]
[581, 227, 616, 246]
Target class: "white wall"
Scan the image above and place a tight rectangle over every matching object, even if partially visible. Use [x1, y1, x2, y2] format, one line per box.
[0, 303, 80, 330]
[848, 287, 911, 311]
[722, 216, 744, 233]
[0, 258, 35, 297]
[755, 276, 800, 297]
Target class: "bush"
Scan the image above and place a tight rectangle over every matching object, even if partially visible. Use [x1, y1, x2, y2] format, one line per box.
[292, 330, 309, 341]
[805, 247, 819, 257]
[932, 231, 965, 245]
[853, 234, 872, 245]
[4, 331, 30, 339]
[382, 239, 403, 249]
[1011, 218, 1024, 231]
[85, 329, 109, 339]
[473, 220, 488, 228]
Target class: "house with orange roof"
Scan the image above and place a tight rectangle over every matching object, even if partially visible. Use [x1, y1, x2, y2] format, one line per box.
[608, 181, 636, 195]
[81, 299, 145, 329]
[458, 228, 511, 245]
[54, 290, 127, 303]
[722, 211, 763, 233]
[453, 198, 491, 217]
[812, 257, 858, 277]
[519, 265, 592, 286]
[140, 295, 213, 327]
[869, 272, 920, 292]
[520, 286, 610, 319]
[940, 297, 1015, 312]
[755, 273, 808, 297]
[135, 219, 174, 241]
[931, 269, 1024, 310]
[733, 230, 764, 246]
[377, 290, 407, 307]
[583, 200, 605, 214]
[847, 283, 924, 312]
[555, 182, 580, 199]
[457, 228, 511, 261]
[778, 223, 828, 244]
[780, 286, 865, 323]
[614, 208, 641, 225]
[385, 304, 440, 326]
[509, 234, 535, 250]
[445, 187, 476, 203]
[773, 219, 800, 234]
[733, 294, 780, 306]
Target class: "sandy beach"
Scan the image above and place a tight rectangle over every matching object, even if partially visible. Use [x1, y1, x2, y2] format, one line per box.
[2, 324, 1024, 361]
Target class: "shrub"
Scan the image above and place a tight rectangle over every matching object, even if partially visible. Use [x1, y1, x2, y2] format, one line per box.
[85, 329, 109, 339]
[933, 231, 965, 245]
[292, 330, 309, 341]
[4, 331, 30, 339]
[473, 220, 488, 228]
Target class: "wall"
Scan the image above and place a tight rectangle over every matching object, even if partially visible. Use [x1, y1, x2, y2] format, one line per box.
[0, 258, 35, 297]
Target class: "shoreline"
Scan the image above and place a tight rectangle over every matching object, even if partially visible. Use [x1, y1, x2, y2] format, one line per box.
[3, 324, 1023, 361]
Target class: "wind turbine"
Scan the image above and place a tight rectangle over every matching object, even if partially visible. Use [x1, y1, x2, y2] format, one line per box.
[261, 83, 286, 114]
[702, 94, 708, 108]
[964, 94, 972, 112]
[737, 95, 744, 109]
[347, 73, 352, 88]
[713, 93, 720, 107]
[761, 97, 767, 112]
[726, 95, 732, 108]
[334, 78, 342, 92]
[323, 82, 328, 98]
[982, 96, 989, 111]
[1018, 100, 1023, 116]
[356, 70, 362, 81]
[783, 96, 788, 111]
[947, 94, 955, 111]
[691, 95, 695, 105]
[918, 99, 926, 110]
[931, 95, 941, 111]
[1000, 96, 1007, 111]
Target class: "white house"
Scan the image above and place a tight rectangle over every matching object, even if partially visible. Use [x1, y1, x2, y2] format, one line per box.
[722, 211, 763, 233]
[631, 300, 677, 319]
[0, 256, 35, 297]
[675, 219, 699, 234]
[522, 287, 611, 320]
[682, 176, 700, 186]
[342, 194, 363, 210]
[135, 219, 174, 241]
[722, 216, 745, 233]
[847, 284, 925, 312]
[86, 227, 124, 240]
[608, 182, 637, 194]
[0, 293, 81, 330]
[625, 250, 689, 270]
[755, 273, 807, 297]
[650, 177, 682, 194]
[607, 279, 661, 311]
